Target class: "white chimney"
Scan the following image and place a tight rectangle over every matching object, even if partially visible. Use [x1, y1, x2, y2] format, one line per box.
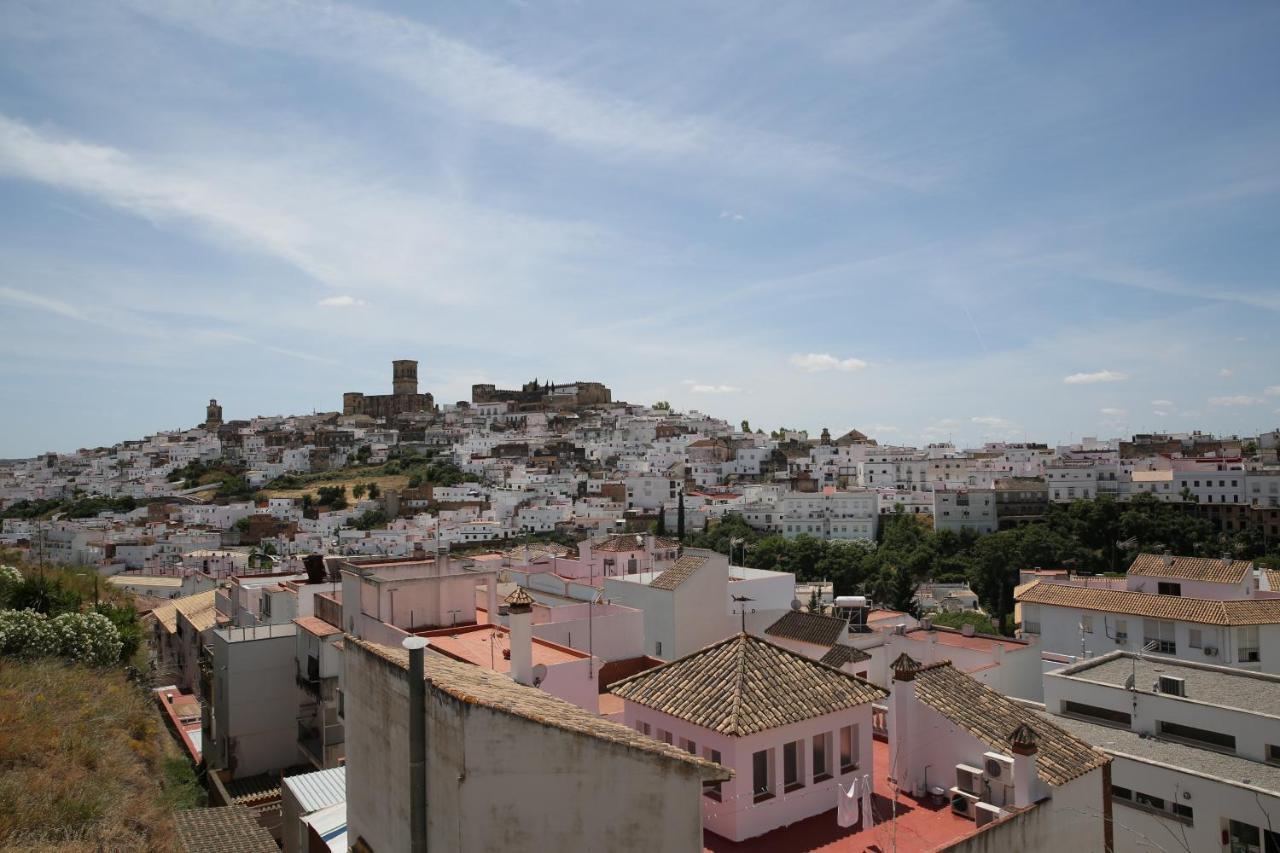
[1162, 551, 1173, 567]
[505, 588, 535, 686]
[889, 654, 922, 796]
[1009, 724, 1039, 807]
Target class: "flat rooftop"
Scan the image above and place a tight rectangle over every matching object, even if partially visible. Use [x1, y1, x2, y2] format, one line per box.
[906, 627, 1027, 652]
[419, 623, 588, 673]
[1046, 712, 1280, 796]
[1056, 653, 1280, 717]
[704, 740, 983, 852]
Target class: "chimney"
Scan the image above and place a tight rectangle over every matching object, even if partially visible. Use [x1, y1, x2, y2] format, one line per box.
[1222, 554, 1232, 568]
[505, 587, 535, 686]
[889, 653, 923, 796]
[961, 622, 976, 638]
[1162, 551, 1173, 567]
[1009, 724, 1039, 807]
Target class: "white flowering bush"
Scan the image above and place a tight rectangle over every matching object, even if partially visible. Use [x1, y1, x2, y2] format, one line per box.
[0, 609, 61, 658]
[52, 611, 123, 667]
[0, 564, 21, 604]
[0, 608, 122, 666]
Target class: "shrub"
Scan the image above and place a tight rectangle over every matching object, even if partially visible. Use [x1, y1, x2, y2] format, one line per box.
[0, 564, 21, 606]
[0, 609, 122, 666]
[0, 609, 61, 659]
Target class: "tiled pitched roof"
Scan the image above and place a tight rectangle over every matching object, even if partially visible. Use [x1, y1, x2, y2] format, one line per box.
[819, 643, 872, 667]
[173, 806, 277, 853]
[765, 610, 848, 647]
[174, 590, 218, 632]
[504, 586, 535, 607]
[1267, 570, 1280, 593]
[149, 600, 179, 634]
[1128, 552, 1250, 584]
[609, 633, 885, 736]
[1017, 580, 1280, 626]
[914, 662, 1108, 787]
[503, 542, 574, 560]
[649, 552, 709, 591]
[350, 637, 729, 782]
[592, 533, 648, 552]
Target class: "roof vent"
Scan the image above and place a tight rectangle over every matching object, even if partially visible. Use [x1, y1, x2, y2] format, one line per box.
[961, 623, 976, 637]
[1157, 675, 1185, 697]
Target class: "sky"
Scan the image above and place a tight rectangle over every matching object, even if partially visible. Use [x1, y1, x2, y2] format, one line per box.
[1, 1, 1279, 458]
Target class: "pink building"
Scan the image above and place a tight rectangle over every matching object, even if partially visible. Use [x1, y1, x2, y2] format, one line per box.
[611, 633, 886, 843]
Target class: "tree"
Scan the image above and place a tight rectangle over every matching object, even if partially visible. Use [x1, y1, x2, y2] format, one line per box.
[808, 587, 821, 613]
[655, 506, 666, 536]
[931, 610, 998, 635]
[741, 420, 750, 434]
[677, 491, 686, 542]
[8, 576, 80, 616]
[352, 483, 367, 499]
[356, 444, 372, 463]
[653, 401, 671, 411]
[367, 482, 381, 500]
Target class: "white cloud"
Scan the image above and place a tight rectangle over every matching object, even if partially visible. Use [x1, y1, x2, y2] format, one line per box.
[1219, 367, 1234, 377]
[682, 379, 739, 394]
[1100, 407, 1126, 417]
[1265, 386, 1280, 396]
[318, 295, 365, 308]
[790, 353, 869, 372]
[1209, 395, 1264, 406]
[1151, 399, 1174, 407]
[0, 285, 85, 321]
[719, 210, 745, 221]
[1063, 370, 1127, 385]
[971, 415, 1013, 428]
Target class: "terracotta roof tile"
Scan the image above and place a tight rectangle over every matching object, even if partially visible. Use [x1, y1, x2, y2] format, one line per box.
[610, 633, 885, 736]
[1017, 579, 1280, 626]
[173, 805, 277, 853]
[349, 637, 729, 782]
[174, 590, 218, 633]
[1128, 552, 1250, 585]
[765, 610, 848, 647]
[914, 662, 1108, 787]
[592, 533, 649, 553]
[819, 643, 872, 667]
[150, 600, 178, 634]
[649, 552, 709, 591]
[295, 615, 342, 638]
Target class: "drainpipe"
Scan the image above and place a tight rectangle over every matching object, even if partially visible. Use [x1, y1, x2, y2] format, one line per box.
[403, 636, 429, 853]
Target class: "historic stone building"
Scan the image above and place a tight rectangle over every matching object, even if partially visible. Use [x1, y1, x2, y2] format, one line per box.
[471, 379, 611, 410]
[204, 399, 223, 429]
[343, 360, 435, 419]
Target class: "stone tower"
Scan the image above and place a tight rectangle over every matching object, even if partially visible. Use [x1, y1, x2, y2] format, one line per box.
[205, 399, 223, 429]
[392, 359, 418, 396]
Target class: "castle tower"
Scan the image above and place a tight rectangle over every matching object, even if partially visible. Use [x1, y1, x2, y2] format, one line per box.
[392, 359, 418, 396]
[205, 399, 223, 428]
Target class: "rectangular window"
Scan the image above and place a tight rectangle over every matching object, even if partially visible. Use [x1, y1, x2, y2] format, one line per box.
[753, 749, 773, 802]
[637, 721, 650, 736]
[1143, 619, 1176, 654]
[1062, 700, 1131, 727]
[1158, 720, 1236, 753]
[1157, 581, 1182, 596]
[1268, 744, 1280, 766]
[702, 748, 723, 801]
[840, 724, 859, 773]
[783, 740, 804, 791]
[679, 737, 697, 755]
[1189, 629, 1201, 649]
[1115, 619, 1128, 642]
[812, 732, 831, 781]
[1112, 785, 1132, 802]
[657, 729, 673, 745]
[1239, 626, 1261, 663]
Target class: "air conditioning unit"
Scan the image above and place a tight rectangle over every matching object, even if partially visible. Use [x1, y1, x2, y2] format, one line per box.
[1203, 646, 1218, 656]
[956, 764, 984, 795]
[1157, 675, 1186, 697]
[975, 802, 1004, 827]
[983, 752, 1015, 781]
[950, 788, 979, 819]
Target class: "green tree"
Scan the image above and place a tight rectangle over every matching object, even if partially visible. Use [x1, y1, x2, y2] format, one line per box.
[367, 482, 381, 500]
[352, 483, 367, 499]
[8, 576, 80, 616]
[655, 506, 666, 536]
[677, 491, 685, 542]
[931, 610, 998, 635]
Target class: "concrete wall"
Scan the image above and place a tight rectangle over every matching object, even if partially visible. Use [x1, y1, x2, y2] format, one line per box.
[530, 603, 645, 662]
[211, 625, 298, 778]
[604, 577, 675, 659]
[673, 556, 733, 659]
[344, 642, 707, 853]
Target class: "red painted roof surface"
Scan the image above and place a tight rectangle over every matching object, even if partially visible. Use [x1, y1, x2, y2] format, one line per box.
[419, 623, 587, 673]
[909, 629, 1024, 652]
[704, 740, 980, 852]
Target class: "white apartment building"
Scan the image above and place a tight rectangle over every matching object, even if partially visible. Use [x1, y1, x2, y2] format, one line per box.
[774, 489, 877, 540]
[933, 488, 997, 535]
[1043, 652, 1280, 853]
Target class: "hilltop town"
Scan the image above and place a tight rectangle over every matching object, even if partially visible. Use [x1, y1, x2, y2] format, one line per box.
[2, 358, 1280, 852]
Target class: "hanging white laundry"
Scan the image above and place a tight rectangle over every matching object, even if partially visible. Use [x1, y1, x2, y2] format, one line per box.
[860, 774, 874, 829]
[837, 778, 860, 828]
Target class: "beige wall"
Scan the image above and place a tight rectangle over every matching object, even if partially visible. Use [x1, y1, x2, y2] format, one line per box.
[345, 642, 709, 853]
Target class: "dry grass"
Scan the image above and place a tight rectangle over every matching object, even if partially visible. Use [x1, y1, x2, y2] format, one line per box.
[262, 472, 412, 500]
[0, 660, 179, 851]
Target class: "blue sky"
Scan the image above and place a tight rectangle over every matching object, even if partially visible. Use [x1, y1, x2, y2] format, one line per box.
[1, 1, 1278, 458]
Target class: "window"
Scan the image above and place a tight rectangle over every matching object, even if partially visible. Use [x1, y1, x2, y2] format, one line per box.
[813, 732, 831, 781]
[1158, 720, 1236, 753]
[1189, 629, 1202, 649]
[1111, 785, 1132, 802]
[1229, 820, 1260, 853]
[753, 749, 774, 802]
[1081, 614, 1093, 633]
[637, 721, 651, 737]
[702, 748, 723, 801]
[840, 724, 859, 773]
[1143, 619, 1176, 654]
[657, 729, 673, 745]
[655, 641, 662, 657]
[1115, 619, 1128, 642]
[1268, 744, 1280, 766]
[679, 737, 697, 755]
[1062, 700, 1131, 727]
[1157, 582, 1182, 596]
[783, 740, 804, 792]
[1239, 626, 1260, 663]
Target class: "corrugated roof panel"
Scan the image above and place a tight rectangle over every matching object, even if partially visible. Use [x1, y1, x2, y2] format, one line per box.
[283, 766, 346, 814]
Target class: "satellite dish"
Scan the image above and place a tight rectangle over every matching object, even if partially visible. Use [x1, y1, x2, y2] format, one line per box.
[790, 598, 802, 611]
[531, 664, 548, 687]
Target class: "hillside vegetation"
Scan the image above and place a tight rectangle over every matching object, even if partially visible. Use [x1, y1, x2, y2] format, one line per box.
[0, 659, 185, 851]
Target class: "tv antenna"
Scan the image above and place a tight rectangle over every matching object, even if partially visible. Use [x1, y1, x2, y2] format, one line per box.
[731, 594, 755, 633]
